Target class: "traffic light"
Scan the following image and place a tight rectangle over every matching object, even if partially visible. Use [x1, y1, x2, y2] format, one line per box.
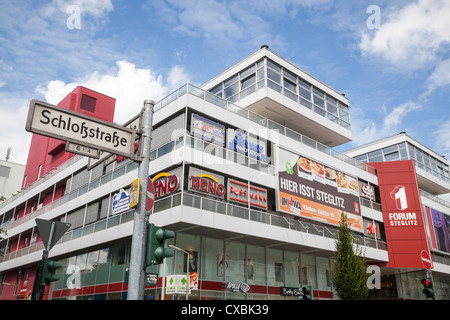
[145, 223, 175, 266]
[301, 285, 313, 300]
[41, 258, 63, 285]
[421, 277, 435, 299]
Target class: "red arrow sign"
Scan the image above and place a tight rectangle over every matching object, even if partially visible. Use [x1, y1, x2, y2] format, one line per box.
[146, 177, 155, 212]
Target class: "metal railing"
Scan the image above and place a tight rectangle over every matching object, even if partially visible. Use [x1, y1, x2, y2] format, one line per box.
[152, 192, 388, 251]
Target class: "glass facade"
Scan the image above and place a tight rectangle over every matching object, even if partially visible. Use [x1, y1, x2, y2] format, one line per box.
[352, 141, 450, 184]
[51, 233, 336, 300]
[209, 58, 351, 131]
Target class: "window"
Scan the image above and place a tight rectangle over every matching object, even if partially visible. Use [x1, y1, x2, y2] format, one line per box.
[241, 74, 256, 90]
[283, 78, 296, 92]
[80, 94, 96, 113]
[384, 151, 399, 161]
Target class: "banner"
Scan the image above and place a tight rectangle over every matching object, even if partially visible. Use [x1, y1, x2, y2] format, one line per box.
[277, 147, 363, 231]
[370, 160, 433, 269]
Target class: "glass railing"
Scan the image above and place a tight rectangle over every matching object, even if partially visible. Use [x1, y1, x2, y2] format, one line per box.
[155, 83, 376, 175]
[151, 191, 388, 251]
[420, 189, 450, 208]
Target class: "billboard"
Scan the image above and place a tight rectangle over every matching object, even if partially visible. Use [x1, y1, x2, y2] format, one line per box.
[370, 160, 433, 269]
[277, 147, 363, 231]
[191, 114, 225, 146]
[227, 178, 268, 209]
[425, 206, 450, 254]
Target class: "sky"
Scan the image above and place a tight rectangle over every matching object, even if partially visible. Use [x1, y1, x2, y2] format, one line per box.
[1, 0, 449, 168]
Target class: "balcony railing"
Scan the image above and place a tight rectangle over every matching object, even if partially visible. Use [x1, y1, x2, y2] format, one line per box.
[152, 191, 388, 252]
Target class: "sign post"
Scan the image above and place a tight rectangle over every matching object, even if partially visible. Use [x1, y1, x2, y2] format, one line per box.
[31, 219, 71, 300]
[127, 100, 154, 300]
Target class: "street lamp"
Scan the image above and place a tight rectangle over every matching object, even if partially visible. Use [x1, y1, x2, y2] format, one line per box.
[169, 245, 189, 300]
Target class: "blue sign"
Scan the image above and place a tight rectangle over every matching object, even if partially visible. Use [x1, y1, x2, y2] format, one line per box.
[228, 130, 266, 161]
[112, 189, 130, 214]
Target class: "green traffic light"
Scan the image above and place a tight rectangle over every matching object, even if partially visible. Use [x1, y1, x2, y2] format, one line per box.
[41, 258, 63, 285]
[145, 223, 175, 266]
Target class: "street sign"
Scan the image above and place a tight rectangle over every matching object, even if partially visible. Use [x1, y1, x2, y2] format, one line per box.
[87, 113, 141, 170]
[146, 177, 155, 212]
[35, 219, 71, 251]
[65, 141, 100, 159]
[26, 99, 139, 160]
[129, 178, 140, 209]
[421, 250, 433, 270]
[112, 189, 130, 215]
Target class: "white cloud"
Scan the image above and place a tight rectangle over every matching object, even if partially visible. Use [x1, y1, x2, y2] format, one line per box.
[433, 120, 450, 160]
[383, 101, 422, 129]
[423, 58, 450, 96]
[36, 60, 190, 125]
[345, 101, 422, 149]
[359, 0, 450, 69]
[0, 94, 32, 164]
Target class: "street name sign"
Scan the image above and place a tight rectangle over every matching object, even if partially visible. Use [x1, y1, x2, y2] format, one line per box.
[26, 99, 139, 160]
[87, 113, 141, 170]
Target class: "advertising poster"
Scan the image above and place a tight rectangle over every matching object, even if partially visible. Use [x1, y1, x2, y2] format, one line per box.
[277, 147, 363, 231]
[426, 206, 450, 254]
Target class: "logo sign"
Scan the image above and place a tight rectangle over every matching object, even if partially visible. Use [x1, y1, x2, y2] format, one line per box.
[151, 172, 180, 198]
[226, 282, 250, 293]
[227, 129, 266, 162]
[227, 178, 267, 209]
[280, 287, 303, 297]
[188, 167, 226, 199]
[191, 114, 225, 145]
[112, 189, 130, 215]
[360, 182, 375, 201]
[370, 160, 432, 269]
[166, 274, 191, 294]
[26, 99, 139, 160]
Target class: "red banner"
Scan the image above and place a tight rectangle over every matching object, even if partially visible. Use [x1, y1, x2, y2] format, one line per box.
[370, 160, 433, 269]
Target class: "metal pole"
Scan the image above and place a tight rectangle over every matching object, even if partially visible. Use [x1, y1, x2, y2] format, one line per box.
[128, 100, 154, 300]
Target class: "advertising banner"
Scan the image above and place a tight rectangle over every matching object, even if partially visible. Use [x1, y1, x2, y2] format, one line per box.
[277, 147, 363, 231]
[188, 167, 226, 199]
[227, 128, 267, 162]
[227, 178, 268, 209]
[370, 160, 433, 269]
[425, 206, 450, 253]
[191, 114, 225, 146]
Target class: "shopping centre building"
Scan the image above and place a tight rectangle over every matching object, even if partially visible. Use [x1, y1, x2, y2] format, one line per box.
[0, 46, 449, 300]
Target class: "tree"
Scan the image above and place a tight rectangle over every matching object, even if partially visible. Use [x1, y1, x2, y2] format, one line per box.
[332, 213, 369, 300]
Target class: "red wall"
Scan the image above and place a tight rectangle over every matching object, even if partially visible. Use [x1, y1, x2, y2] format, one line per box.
[370, 160, 433, 269]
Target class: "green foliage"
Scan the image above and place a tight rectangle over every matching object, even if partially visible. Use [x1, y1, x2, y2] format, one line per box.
[332, 213, 369, 300]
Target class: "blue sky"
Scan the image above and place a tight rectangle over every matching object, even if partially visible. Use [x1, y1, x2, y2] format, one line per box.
[1, 0, 449, 166]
